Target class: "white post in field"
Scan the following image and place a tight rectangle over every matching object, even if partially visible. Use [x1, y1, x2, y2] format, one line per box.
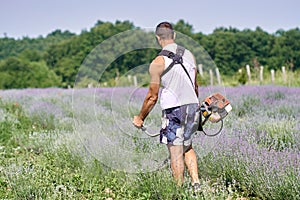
[260, 66, 264, 83]
[281, 66, 287, 84]
[215, 68, 221, 85]
[127, 75, 132, 83]
[115, 68, 120, 84]
[246, 64, 251, 83]
[271, 69, 275, 84]
[209, 69, 213, 86]
[133, 75, 138, 87]
[198, 64, 203, 77]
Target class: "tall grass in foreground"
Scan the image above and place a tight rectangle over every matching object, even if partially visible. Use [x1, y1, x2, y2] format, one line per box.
[0, 85, 299, 199]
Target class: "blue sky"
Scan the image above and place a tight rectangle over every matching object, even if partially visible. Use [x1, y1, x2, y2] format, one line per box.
[1, 0, 299, 38]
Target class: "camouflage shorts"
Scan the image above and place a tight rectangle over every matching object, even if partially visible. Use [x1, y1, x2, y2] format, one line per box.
[160, 103, 200, 146]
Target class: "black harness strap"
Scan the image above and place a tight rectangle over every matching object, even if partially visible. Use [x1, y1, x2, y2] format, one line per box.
[158, 45, 194, 88]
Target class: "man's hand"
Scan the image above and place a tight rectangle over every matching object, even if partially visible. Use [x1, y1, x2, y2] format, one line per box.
[132, 115, 144, 128]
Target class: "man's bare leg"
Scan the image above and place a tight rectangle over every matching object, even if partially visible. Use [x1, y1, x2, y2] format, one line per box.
[184, 145, 200, 185]
[168, 144, 184, 186]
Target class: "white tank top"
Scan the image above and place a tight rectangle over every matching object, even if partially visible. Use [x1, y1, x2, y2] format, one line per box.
[160, 43, 199, 110]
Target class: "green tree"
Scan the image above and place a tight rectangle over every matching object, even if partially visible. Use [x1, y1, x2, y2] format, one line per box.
[1, 19, 300, 88]
[0, 29, 75, 60]
[269, 28, 300, 71]
[19, 49, 42, 62]
[0, 57, 60, 89]
[174, 20, 194, 37]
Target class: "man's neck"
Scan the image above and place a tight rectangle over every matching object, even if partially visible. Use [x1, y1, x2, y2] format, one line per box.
[161, 40, 174, 48]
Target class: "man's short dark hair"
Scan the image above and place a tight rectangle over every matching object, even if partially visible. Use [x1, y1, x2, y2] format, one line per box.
[155, 22, 174, 40]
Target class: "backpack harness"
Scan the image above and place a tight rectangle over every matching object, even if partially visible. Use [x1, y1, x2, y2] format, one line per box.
[158, 45, 194, 88]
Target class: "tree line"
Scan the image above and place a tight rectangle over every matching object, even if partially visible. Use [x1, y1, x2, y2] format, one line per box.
[0, 20, 299, 89]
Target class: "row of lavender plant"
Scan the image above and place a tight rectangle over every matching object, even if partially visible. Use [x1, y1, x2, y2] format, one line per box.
[204, 85, 300, 198]
[0, 85, 299, 198]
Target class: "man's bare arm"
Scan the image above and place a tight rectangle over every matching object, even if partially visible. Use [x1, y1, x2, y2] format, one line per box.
[132, 56, 164, 127]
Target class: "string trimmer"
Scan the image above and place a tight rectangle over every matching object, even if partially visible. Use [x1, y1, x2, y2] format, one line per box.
[140, 93, 232, 137]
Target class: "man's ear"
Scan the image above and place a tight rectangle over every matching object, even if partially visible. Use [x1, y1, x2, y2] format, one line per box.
[173, 32, 176, 40]
[156, 35, 161, 45]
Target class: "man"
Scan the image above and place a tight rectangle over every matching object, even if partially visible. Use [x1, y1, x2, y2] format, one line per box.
[132, 22, 201, 192]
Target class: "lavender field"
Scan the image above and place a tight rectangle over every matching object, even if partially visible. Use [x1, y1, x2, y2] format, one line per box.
[0, 85, 299, 199]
